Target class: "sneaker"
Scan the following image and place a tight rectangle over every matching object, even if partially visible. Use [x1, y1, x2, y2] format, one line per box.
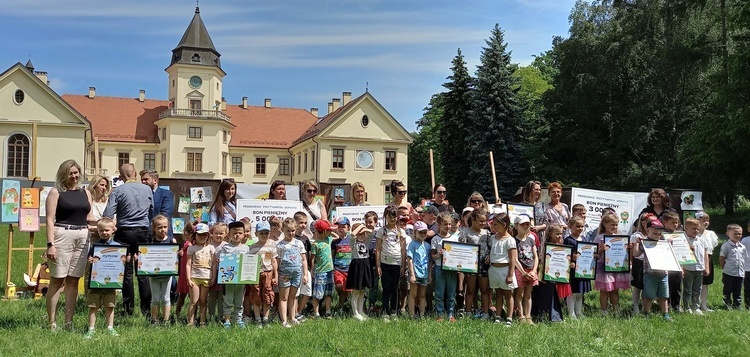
[354, 314, 365, 321]
[324, 312, 333, 320]
[150, 320, 159, 327]
[505, 318, 512, 327]
[282, 321, 292, 328]
[390, 313, 399, 321]
[473, 311, 483, 319]
[704, 307, 714, 312]
[50, 322, 58, 332]
[449, 316, 456, 323]
[107, 328, 120, 337]
[663, 314, 674, 322]
[84, 329, 95, 339]
[291, 319, 301, 325]
[694, 309, 704, 316]
[296, 314, 307, 322]
[436, 317, 444, 322]
[223, 321, 231, 329]
[256, 320, 264, 329]
[383, 315, 391, 323]
[493, 318, 502, 324]
[313, 313, 321, 319]
[686, 308, 693, 314]
[237, 321, 246, 329]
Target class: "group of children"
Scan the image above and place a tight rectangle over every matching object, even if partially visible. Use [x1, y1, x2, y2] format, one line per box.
[81, 204, 749, 335]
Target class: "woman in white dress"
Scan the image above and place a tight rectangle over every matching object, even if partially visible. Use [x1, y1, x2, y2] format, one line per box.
[87, 174, 111, 242]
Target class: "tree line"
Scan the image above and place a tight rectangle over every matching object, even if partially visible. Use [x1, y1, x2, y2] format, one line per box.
[408, 0, 750, 213]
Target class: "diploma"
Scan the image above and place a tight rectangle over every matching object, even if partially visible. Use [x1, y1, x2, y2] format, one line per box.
[136, 244, 180, 276]
[441, 241, 480, 274]
[542, 243, 574, 283]
[89, 244, 128, 289]
[603, 235, 630, 273]
[574, 242, 598, 280]
[663, 232, 697, 266]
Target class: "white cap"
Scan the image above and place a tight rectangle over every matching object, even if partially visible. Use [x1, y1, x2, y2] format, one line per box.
[514, 214, 531, 225]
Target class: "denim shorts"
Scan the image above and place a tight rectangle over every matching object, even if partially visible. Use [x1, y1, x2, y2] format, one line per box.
[279, 268, 302, 288]
[643, 273, 669, 299]
[312, 271, 334, 300]
[414, 277, 428, 286]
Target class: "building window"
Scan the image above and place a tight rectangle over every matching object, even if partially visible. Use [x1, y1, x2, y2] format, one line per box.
[385, 150, 396, 171]
[279, 158, 290, 176]
[187, 152, 202, 172]
[384, 184, 393, 204]
[222, 153, 228, 174]
[222, 130, 228, 143]
[161, 128, 167, 140]
[143, 153, 156, 171]
[332, 148, 344, 169]
[190, 100, 201, 115]
[311, 150, 316, 170]
[304, 152, 308, 173]
[160, 152, 167, 172]
[297, 154, 301, 174]
[188, 126, 202, 139]
[6, 133, 29, 177]
[231, 157, 242, 174]
[361, 115, 369, 127]
[256, 157, 266, 175]
[14, 90, 25, 105]
[118, 152, 130, 167]
[89, 151, 103, 170]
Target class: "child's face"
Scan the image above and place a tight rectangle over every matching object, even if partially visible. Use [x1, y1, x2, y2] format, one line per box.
[647, 227, 663, 240]
[271, 224, 281, 234]
[663, 218, 679, 231]
[438, 220, 452, 235]
[337, 224, 349, 237]
[98, 225, 115, 239]
[283, 226, 296, 240]
[229, 227, 244, 244]
[604, 221, 618, 234]
[195, 232, 209, 244]
[699, 216, 710, 229]
[243, 224, 251, 239]
[550, 229, 563, 243]
[365, 216, 377, 230]
[153, 220, 168, 241]
[571, 222, 584, 237]
[385, 213, 398, 226]
[516, 222, 530, 235]
[574, 209, 586, 220]
[415, 230, 427, 242]
[727, 228, 742, 242]
[295, 218, 307, 233]
[256, 230, 270, 242]
[491, 220, 507, 235]
[685, 223, 700, 238]
[472, 215, 487, 229]
[211, 227, 227, 243]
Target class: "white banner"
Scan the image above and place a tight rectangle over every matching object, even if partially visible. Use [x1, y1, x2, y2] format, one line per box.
[334, 205, 387, 229]
[236, 199, 305, 224]
[236, 184, 300, 200]
[570, 188, 635, 235]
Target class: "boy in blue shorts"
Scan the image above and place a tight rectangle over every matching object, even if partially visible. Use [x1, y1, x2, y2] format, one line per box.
[633, 219, 673, 321]
[311, 219, 336, 318]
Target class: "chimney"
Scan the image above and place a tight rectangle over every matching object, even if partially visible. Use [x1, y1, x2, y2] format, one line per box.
[221, 97, 227, 111]
[327, 102, 333, 114]
[264, 98, 272, 108]
[342, 92, 352, 106]
[242, 96, 248, 109]
[88, 87, 96, 99]
[332, 98, 341, 112]
[35, 71, 49, 86]
[138, 89, 145, 102]
[310, 107, 319, 117]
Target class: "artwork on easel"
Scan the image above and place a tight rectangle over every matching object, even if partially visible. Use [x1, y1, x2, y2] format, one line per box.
[1, 180, 21, 223]
[190, 187, 213, 204]
[178, 197, 190, 213]
[21, 188, 40, 209]
[19, 208, 40, 232]
[39, 187, 52, 217]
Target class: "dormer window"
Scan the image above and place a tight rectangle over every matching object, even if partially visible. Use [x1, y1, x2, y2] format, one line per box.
[191, 53, 201, 62]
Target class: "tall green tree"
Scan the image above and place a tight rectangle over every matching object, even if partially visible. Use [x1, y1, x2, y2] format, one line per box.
[408, 93, 445, 203]
[468, 24, 524, 201]
[514, 65, 552, 182]
[440, 49, 475, 203]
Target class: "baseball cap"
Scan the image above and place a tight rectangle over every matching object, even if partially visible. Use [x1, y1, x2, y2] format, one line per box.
[335, 216, 351, 226]
[646, 219, 665, 230]
[255, 221, 271, 232]
[314, 219, 334, 232]
[462, 207, 474, 215]
[399, 215, 410, 221]
[195, 223, 209, 234]
[425, 205, 439, 216]
[514, 214, 531, 226]
[414, 221, 428, 231]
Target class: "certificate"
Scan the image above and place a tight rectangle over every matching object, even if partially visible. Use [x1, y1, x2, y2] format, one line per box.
[642, 239, 682, 272]
[218, 253, 260, 285]
[507, 203, 536, 226]
[603, 235, 630, 272]
[663, 232, 697, 266]
[441, 241, 480, 273]
[542, 243, 574, 283]
[136, 244, 180, 276]
[88, 244, 128, 289]
[574, 242, 598, 280]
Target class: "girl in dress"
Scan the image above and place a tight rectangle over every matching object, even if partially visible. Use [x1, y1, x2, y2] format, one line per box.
[546, 224, 572, 311]
[513, 214, 538, 324]
[459, 209, 490, 317]
[186, 223, 216, 326]
[346, 223, 374, 320]
[174, 222, 195, 321]
[594, 213, 630, 314]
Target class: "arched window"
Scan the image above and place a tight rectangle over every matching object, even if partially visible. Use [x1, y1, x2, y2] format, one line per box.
[6, 133, 30, 177]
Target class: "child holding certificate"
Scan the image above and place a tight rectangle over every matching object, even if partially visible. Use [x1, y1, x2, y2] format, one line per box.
[85, 218, 126, 339]
[214, 221, 250, 329]
[593, 213, 630, 314]
[247, 221, 278, 328]
[488, 213, 517, 326]
[431, 212, 459, 322]
[459, 209, 489, 318]
[512, 214, 538, 324]
[186, 223, 216, 327]
[149, 215, 174, 326]
[683, 218, 709, 314]
[632, 219, 672, 321]
[564, 216, 591, 319]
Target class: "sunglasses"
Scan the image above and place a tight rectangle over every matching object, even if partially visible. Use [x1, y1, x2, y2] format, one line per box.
[307, 189, 318, 194]
[436, 190, 447, 194]
[396, 190, 407, 195]
[471, 199, 483, 204]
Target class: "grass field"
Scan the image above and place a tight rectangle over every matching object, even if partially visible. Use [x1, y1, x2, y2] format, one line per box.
[1, 211, 750, 356]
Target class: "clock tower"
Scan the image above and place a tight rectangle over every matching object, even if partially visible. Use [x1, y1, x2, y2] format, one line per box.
[165, 6, 225, 111]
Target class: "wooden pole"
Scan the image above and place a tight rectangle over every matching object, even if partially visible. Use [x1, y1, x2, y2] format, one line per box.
[489, 151, 500, 203]
[429, 149, 436, 190]
[5, 225, 13, 285]
[94, 136, 100, 173]
[31, 122, 38, 178]
[27, 232, 35, 277]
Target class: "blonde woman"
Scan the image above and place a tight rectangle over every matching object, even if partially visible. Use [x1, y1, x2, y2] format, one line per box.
[345, 182, 369, 206]
[88, 174, 111, 242]
[302, 180, 327, 221]
[45, 159, 97, 331]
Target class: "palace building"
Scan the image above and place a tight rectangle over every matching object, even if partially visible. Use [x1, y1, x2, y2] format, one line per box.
[0, 7, 412, 204]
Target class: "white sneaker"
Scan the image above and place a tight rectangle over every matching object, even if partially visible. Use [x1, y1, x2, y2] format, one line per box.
[383, 315, 391, 323]
[694, 309, 704, 316]
[354, 314, 365, 321]
[687, 308, 693, 314]
[282, 321, 292, 328]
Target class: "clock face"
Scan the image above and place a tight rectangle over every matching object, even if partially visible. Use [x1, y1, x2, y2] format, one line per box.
[189, 76, 202, 89]
[356, 150, 374, 169]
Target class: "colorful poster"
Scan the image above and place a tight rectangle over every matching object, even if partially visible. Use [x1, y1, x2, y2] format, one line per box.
[680, 191, 703, 211]
[136, 244, 179, 276]
[543, 243, 573, 283]
[507, 203, 536, 226]
[571, 188, 635, 235]
[236, 199, 304, 224]
[39, 187, 52, 217]
[189, 206, 210, 223]
[664, 232, 697, 266]
[642, 239, 682, 272]
[88, 245, 128, 289]
[1, 180, 21, 223]
[574, 242, 598, 280]
[218, 253, 260, 285]
[441, 241, 480, 273]
[190, 186, 213, 204]
[19, 208, 40, 232]
[603, 235, 630, 272]
[335, 205, 387, 229]
[172, 217, 185, 235]
[20, 188, 40, 209]
[178, 196, 190, 213]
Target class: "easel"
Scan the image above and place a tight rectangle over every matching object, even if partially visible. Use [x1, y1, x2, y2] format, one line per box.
[4, 223, 47, 299]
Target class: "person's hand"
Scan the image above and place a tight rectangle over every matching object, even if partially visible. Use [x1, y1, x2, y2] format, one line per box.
[377, 266, 382, 277]
[47, 246, 57, 261]
[177, 250, 183, 257]
[704, 270, 709, 277]
[302, 274, 308, 285]
[410, 275, 416, 284]
[88, 256, 94, 263]
[505, 275, 513, 284]
[188, 279, 195, 288]
[484, 256, 489, 264]
[272, 276, 278, 286]
[400, 268, 405, 277]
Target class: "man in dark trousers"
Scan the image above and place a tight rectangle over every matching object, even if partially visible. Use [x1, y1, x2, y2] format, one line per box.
[103, 163, 153, 316]
[140, 169, 175, 303]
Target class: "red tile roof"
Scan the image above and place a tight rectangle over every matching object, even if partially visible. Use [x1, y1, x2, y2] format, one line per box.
[62, 94, 318, 148]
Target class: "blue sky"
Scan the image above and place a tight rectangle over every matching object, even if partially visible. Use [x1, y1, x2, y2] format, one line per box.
[0, 0, 576, 132]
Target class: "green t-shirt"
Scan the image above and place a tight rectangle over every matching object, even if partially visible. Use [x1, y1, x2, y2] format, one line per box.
[311, 236, 334, 273]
